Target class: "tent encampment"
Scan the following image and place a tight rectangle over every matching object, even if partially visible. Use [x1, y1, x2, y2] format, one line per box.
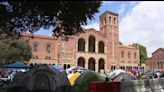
[4, 62, 29, 68]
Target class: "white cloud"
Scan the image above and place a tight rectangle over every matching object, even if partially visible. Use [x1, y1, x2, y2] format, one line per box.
[120, 1, 164, 57]
[82, 22, 99, 31]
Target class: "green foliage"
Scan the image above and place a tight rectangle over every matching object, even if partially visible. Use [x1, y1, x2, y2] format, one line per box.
[132, 43, 148, 63]
[0, 1, 102, 37]
[0, 34, 32, 64]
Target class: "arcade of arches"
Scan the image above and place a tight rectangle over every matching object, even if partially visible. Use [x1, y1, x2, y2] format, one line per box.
[77, 57, 105, 72]
[78, 36, 105, 53]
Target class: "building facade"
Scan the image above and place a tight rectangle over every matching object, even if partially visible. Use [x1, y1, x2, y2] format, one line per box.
[23, 11, 140, 72]
[146, 48, 164, 70]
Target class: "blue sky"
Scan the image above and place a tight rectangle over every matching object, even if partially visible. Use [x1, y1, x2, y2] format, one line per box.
[35, 1, 139, 35]
[35, 1, 164, 57]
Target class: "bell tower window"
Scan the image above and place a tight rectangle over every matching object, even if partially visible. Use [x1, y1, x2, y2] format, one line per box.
[109, 16, 111, 24]
[114, 18, 116, 25]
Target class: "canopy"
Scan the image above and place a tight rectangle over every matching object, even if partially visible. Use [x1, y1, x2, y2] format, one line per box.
[4, 62, 29, 68]
[66, 66, 87, 73]
[112, 72, 137, 81]
[52, 65, 64, 70]
[109, 69, 126, 79]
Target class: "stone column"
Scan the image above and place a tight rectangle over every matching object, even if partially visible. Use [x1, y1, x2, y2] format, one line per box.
[95, 41, 98, 53]
[85, 61, 88, 69]
[95, 61, 98, 73]
[85, 41, 88, 52]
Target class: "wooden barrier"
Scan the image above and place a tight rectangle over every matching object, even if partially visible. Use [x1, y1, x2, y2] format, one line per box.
[89, 81, 120, 92]
[89, 78, 164, 92]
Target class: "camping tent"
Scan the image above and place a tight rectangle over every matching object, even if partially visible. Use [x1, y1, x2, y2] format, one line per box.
[13, 64, 72, 92]
[4, 62, 29, 68]
[52, 65, 64, 71]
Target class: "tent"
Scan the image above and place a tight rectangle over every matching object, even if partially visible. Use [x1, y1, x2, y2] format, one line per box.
[52, 65, 64, 70]
[13, 64, 72, 92]
[72, 70, 105, 92]
[108, 69, 126, 79]
[153, 69, 161, 73]
[4, 62, 29, 68]
[112, 72, 137, 81]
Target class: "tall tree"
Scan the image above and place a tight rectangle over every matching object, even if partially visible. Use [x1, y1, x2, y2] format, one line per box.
[0, 1, 102, 38]
[0, 34, 32, 64]
[132, 43, 148, 63]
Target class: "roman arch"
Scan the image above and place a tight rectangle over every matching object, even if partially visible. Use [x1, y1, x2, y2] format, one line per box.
[88, 57, 96, 71]
[77, 57, 85, 67]
[98, 58, 105, 72]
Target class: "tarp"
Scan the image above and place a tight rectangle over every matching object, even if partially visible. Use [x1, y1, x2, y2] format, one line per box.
[52, 65, 64, 70]
[4, 62, 29, 68]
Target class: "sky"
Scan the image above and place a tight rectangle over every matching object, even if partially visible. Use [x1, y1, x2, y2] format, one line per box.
[35, 1, 164, 57]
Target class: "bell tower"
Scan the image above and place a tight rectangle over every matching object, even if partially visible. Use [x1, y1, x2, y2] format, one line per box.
[100, 11, 119, 71]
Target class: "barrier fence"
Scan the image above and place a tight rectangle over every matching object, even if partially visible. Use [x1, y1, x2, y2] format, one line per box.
[89, 78, 164, 92]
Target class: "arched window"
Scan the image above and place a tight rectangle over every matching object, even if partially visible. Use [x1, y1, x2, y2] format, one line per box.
[78, 57, 85, 67]
[111, 66, 113, 70]
[98, 41, 105, 53]
[34, 44, 38, 52]
[109, 16, 111, 24]
[114, 18, 116, 25]
[88, 58, 95, 71]
[46, 45, 51, 53]
[134, 52, 136, 59]
[111, 65, 116, 70]
[78, 38, 85, 51]
[98, 58, 105, 72]
[121, 51, 124, 58]
[88, 35, 95, 52]
[128, 52, 130, 59]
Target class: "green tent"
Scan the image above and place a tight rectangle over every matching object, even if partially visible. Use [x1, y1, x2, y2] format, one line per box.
[72, 70, 105, 92]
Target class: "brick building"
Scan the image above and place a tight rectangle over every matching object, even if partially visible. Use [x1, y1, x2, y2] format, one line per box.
[146, 48, 164, 70]
[23, 11, 140, 72]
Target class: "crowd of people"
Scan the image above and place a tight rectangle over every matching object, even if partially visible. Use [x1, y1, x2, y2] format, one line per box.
[0, 69, 27, 87]
[107, 68, 164, 81]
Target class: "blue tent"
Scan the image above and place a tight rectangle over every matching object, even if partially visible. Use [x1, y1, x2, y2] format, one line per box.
[4, 62, 29, 68]
[153, 69, 161, 73]
[52, 65, 64, 70]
